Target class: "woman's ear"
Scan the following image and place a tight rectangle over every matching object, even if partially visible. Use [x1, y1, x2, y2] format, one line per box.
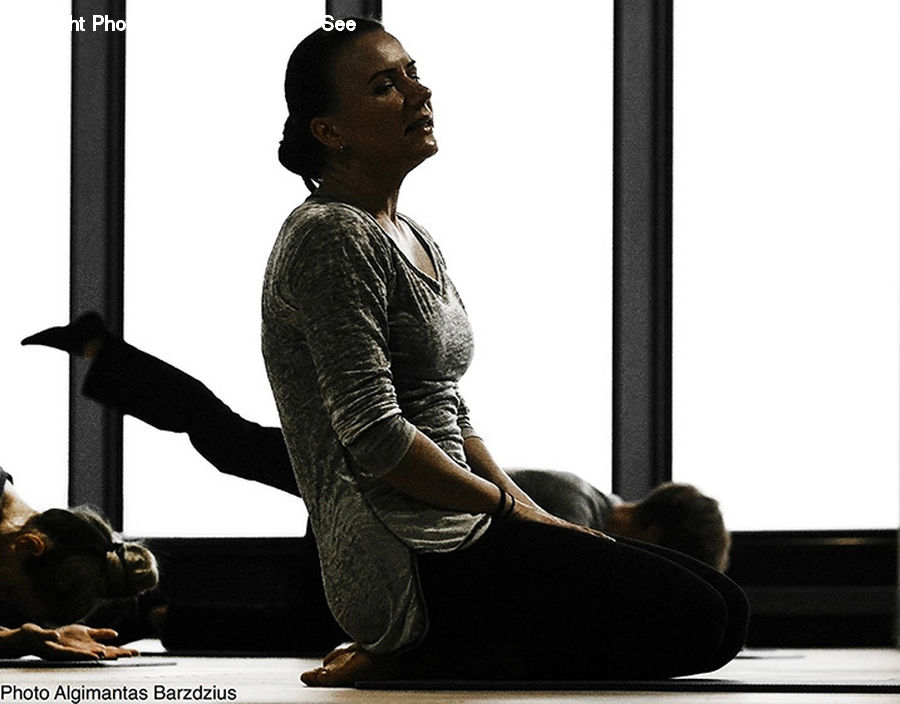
[310, 117, 343, 151]
[14, 532, 47, 557]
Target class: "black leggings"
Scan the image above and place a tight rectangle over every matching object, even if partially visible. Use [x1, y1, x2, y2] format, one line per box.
[85, 337, 749, 678]
[405, 520, 747, 680]
[84, 337, 299, 496]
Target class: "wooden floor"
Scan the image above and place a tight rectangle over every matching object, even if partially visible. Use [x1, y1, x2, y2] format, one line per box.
[0, 647, 897, 704]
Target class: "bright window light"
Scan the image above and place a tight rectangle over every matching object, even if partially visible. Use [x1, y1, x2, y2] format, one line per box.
[673, 0, 900, 530]
[0, 2, 70, 512]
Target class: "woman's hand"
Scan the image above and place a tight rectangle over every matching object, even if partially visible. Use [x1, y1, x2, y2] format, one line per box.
[0, 623, 138, 660]
[507, 500, 615, 541]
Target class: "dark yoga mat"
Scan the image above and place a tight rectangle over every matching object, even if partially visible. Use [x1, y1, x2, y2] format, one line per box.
[0, 658, 176, 669]
[356, 679, 900, 693]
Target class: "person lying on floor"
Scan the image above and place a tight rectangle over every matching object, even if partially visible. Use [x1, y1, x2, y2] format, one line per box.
[23, 314, 731, 572]
[0, 465, 158, 660]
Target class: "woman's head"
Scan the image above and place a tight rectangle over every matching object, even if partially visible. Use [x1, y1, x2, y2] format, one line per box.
[13, 507, 158, 625]
[279, 21, 437, 191]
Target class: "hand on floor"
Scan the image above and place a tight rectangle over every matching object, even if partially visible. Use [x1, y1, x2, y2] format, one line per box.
[10, 623, 139, 661]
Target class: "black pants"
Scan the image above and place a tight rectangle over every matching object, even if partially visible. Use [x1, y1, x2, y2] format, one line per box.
[85, 337, 749, 677]
[84, 337, 298, 497]
[409, 520, 747, 679]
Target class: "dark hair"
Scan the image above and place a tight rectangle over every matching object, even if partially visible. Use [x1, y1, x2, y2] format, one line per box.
[633, 483, 731, 571]
[21, 507, 158, 625]
[279, 19, 385, 192]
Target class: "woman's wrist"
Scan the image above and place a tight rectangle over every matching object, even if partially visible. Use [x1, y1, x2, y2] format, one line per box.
[492, 486, 517, 519]
[0, 625, 38, 657]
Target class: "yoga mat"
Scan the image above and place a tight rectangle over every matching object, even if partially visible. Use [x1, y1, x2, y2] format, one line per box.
[0, 658, 176, 669]
[356, 678, 900, 693]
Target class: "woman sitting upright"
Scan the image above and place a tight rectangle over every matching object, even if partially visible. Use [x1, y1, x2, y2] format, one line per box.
[263, 19, 747, 684]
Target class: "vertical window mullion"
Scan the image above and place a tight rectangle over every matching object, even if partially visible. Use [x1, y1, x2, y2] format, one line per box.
[69, 0, 126, 527]
[612, 0, 674, 500]
[325, 0, 382, 19]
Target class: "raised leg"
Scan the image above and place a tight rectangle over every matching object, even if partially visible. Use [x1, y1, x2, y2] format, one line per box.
[82, 336, 299, 497]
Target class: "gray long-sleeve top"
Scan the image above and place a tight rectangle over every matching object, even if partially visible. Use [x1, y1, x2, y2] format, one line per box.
[261, 197, 490, 653]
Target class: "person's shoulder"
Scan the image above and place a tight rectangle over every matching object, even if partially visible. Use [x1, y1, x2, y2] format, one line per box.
[287, 198, 372, 228]
[280, 199, 388, 255]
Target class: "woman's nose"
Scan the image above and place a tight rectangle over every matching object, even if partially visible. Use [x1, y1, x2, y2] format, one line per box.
[405, 81, 432, 107]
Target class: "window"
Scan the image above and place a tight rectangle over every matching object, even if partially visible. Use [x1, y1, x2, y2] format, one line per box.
[124, 1, 322, 536]
[0, 3, 70, 510]
[672, 0, 900, 530]
[123, 1, 615, 535]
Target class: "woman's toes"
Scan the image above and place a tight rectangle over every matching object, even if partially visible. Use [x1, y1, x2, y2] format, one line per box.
[300, 667, 326, 686]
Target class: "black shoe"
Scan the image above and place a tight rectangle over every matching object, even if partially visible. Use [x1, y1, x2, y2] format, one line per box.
[21, 312, 108, 354]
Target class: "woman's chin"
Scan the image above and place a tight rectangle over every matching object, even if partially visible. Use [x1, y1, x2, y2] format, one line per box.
[405, 142, 439, 171]
[420, 138, 439, 161]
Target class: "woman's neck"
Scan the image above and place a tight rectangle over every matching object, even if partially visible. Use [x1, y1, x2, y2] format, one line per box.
[316, 167, 404, 227]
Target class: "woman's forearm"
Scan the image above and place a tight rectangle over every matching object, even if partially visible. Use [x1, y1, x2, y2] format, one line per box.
[380, 431, 503, 515]
[462, 436, 540, 509]
[381, 430, 612, 540]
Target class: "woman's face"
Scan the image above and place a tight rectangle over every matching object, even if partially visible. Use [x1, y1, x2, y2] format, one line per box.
[325, 30, 437, 176]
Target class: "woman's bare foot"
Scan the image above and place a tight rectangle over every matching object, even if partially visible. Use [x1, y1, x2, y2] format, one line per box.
[301, 642, 394, 687]
[321, 642, 357, 666]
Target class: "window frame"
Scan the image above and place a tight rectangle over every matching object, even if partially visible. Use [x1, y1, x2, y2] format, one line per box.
[69, 0, 126, 525]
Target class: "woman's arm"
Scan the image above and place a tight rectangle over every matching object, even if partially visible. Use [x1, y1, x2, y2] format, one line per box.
[380, 430, 504, 514]
[382, 431, 612, 539]
[462, 435, 541, 510]
[0, 624, 138, 660]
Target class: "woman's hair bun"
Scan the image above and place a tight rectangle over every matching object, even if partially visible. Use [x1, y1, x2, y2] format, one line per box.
[104, 542, 159, 598]
[278, 115, 312, 178]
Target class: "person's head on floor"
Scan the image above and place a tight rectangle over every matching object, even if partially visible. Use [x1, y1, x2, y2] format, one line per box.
[609, 483, 731, 571]
[0, 506, 158, 625]
[279, 18, 437, 192]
